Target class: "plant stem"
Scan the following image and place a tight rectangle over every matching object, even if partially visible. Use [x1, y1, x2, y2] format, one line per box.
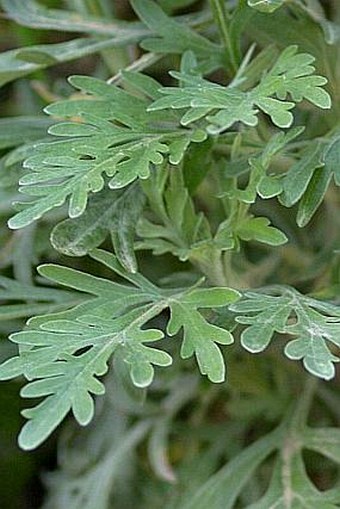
[290, 376, 318, 431]
[107, 53, 162, 85]
[209, 0, 238, 73]
[192, 250, 229, 287]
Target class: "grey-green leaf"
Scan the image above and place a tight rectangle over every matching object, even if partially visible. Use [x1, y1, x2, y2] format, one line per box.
[282, 144, 324, 207]
[181, 429, 280, 509]
[51, 184, 145, 272]
[230, 288, 340, 380]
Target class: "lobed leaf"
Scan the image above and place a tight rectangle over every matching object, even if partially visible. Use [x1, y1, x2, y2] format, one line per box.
[235, 216, 288, 246]
[230, 287, 340, 380]
[0, 249, 241, 447]
[149, 46, 331, 133]
[167, 286, 239, 383]
[8, 75, 205, 229]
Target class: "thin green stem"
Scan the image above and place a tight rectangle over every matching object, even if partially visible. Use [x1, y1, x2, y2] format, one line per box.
[209, 0, 238, 73]
[107, 53, 162, 84]
[290, 376, 318, 431]
[192, 250, 229, 286]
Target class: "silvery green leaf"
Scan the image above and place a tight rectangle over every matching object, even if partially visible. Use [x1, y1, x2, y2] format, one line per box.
[230, 287, 340, 380]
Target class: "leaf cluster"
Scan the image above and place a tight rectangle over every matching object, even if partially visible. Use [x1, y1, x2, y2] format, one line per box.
[0, 0, 340, 507]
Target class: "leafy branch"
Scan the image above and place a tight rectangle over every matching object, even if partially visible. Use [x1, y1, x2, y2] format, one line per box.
[0, 249, 239, 449]
[8, 72, 206, 230]
[149, 45, 331, 133]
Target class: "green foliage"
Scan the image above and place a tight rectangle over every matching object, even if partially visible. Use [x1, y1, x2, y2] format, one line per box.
[0, 249, 239, 449]
[131, 0, 223, 70]
[247, 0, 285, 14]
[149, 46, 331, 132]
[8, 73, 206, 229]
[183, 386, 340, 509]
[0, 0, 340, 506]
[137, 166, 215, 261]
[281, 135, 340, 226]
[0, 275, 82, 321]
[230, 288, 340, 380]
[51, 183, 145, 272]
